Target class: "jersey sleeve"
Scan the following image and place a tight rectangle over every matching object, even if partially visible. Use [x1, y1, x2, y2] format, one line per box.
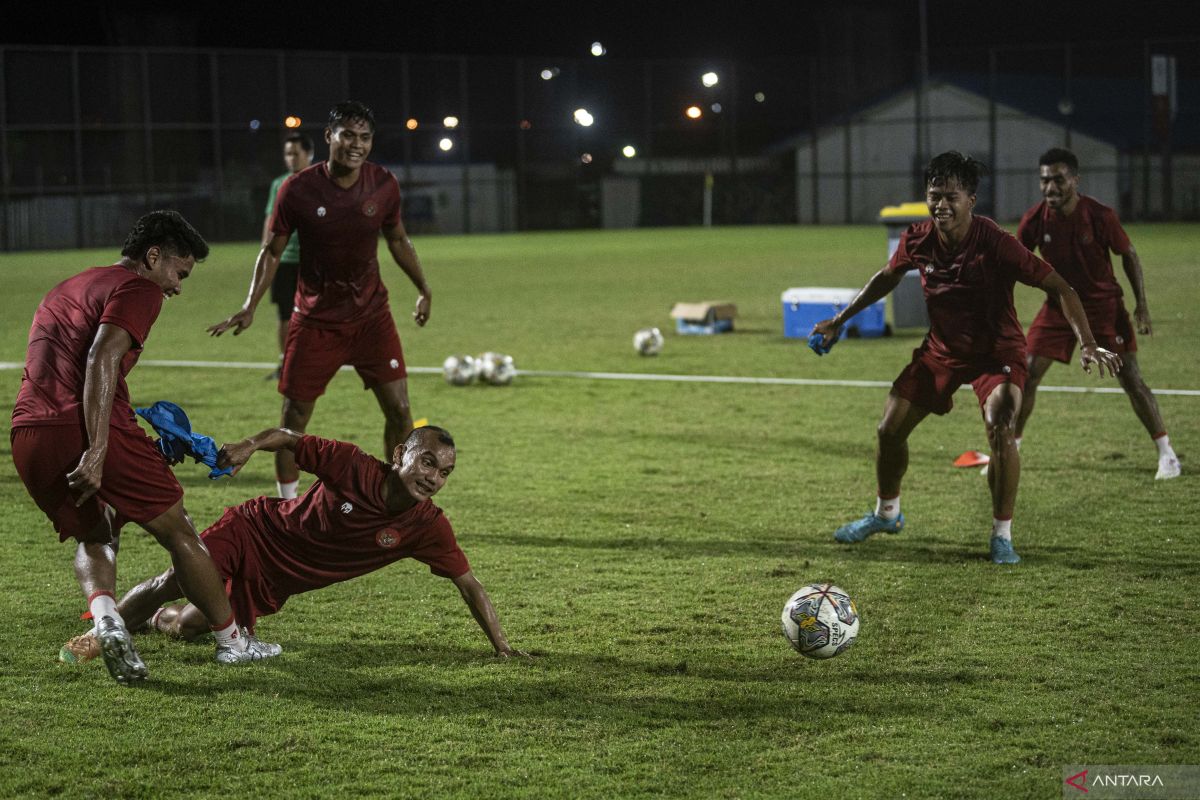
[1100, 206, 1132, 254]
[293, 435, 381, 494]
[1016, 206, 1040, 253]
[264, 175, 284, 218]
[99, 279, 165, 347]
[269, 174, 298, 237]
[884, 225, 919, 274]
[412, 515, 471, 579]
[996, 228, 1054, 287]
[382, 171, 402, 229]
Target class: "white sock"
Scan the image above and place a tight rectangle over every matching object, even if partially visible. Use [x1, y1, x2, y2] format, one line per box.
[875, 495, 900, 521]
[88, 592, 124, 628]
[277, 480, 299, 500]
[1154, 434, 1175, 459]
[212, 617, 246, 651]
[992, 518, 1013, 541]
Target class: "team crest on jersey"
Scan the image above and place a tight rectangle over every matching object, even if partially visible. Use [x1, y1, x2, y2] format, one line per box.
[340, 502, 353, 514]
[317, 206, 327, 218]
[924, 264, 934, 275]
[376, 529, 400, 548]
[362, 200, 377, 217]
[389, 358, 399, 369]
[1043, 234, 1051, 242]
[1115, 335, 1124, 344]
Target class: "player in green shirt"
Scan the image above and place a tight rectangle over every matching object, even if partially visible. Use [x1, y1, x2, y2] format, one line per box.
[263, 133, 314, 379]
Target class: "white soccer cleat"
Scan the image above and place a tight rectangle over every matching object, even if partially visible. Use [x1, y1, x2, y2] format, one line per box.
[1156, 455, 1181, 480]
[215, 630, 283, 664]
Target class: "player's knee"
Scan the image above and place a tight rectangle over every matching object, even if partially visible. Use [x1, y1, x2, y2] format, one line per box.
[876, 422, 907, 448]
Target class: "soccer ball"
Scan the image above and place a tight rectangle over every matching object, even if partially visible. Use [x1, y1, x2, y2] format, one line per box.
[780, 583, 859, 659]
[633, 327, 664, 356]
[442, 355, 477, 386]
[476, 352, 516, 386]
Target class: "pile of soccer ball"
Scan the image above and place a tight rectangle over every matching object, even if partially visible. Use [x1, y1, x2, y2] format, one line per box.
[442, 352, 516, 386]
[780, 583, 860, 659]
[633, 327, 664, 356]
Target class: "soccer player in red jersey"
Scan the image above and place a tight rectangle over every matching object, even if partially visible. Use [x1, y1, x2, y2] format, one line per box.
[1015, 148, 1180, 480]
[60, 426, 527, 661]
[810, 152, 1122, 564]
[10, 211, 281, 683]
[209, 101, 432, 502]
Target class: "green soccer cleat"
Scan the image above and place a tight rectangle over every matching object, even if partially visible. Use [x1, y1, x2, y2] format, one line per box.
[989, 536, 1021, 565]
[833, 512, 905, 543]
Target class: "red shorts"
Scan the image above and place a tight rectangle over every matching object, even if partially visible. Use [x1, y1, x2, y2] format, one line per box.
[892, 346, 1028, 416]
[10, 422, 183, 543]
[201, 508, 283, 635]
[279, 311, 408, 402]
[1026, 299, 1137, 364]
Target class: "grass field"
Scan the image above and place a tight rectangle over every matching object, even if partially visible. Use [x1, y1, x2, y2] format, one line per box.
[1, 224, 1198, 799]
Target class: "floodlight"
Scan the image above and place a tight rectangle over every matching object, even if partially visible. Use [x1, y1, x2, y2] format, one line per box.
[284, 116, 302, 128]
[590, 41, 606, 57]
[622, 145, 637, 158]
[685, 105, 702, 120]
[754, 92, 766, 103]
[701, 71, 719, 88]
[405, 118, 419, 130]
[581, 153, 593, 164]
[573, 108, 594, 127]
[438, 137, 454, 152]
[443, 116, 459, 129]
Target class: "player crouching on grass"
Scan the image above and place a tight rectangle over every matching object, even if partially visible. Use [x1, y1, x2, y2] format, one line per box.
[60, 425, 528, 662]
[810, 151, 1123, 565]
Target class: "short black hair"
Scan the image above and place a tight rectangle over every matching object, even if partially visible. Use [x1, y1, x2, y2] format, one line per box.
[407, 425, 455, 450]
[328, 100, 376, 133]
[1039, 147, 1079, 175]
[924, 151, 987, 195]
[120, 210, 209, 261]
[284, 132, 314, 153]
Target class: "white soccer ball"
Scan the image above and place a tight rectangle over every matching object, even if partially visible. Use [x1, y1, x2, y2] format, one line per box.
[780, 583, 860, 659]
[442, 354, 477, 386]
[476, 352, 516, 386]
[633, 327, 664, 356]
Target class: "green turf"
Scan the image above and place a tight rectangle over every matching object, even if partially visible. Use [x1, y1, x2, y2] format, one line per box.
[1, 225, 1198, 799]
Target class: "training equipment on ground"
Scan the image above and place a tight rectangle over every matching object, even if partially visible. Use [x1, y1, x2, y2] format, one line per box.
[477, 352, 516, 385]
[442, 355, 478, 385]
[633, 327, 664, 356]
[780, 583, 860, 659]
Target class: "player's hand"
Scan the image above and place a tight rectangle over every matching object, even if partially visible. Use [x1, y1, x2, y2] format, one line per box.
[1080, 344, 1122, 378]
[413, 293, 431, 327]
[495, 647, 532, 660]
[66, 448, 105, 505]
[207, 308, 255, 337]
[809, 318, 842, 351]
[216, 438, 258, 472]
[1134, 304, 1153, 336]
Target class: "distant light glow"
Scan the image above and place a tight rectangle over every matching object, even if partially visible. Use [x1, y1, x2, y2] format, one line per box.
[754, 92, 766, 103]
[711, 103, 723, 113]
[580, 153, 593, 164]
[701, 71, 719, 88]
[248, 119, 261, 131]
[405, 118, 419, 130]
[443, 116, 460, 129]
[438, 137, 454, 152]
[284, 115, 302, 129]
[573, 108, 594, 127]
[590, 41, 606, 57]
[685, 105, 702, 120]
[540, 67, 560, 80]
[519, 119, 532, 130]
[622, 145, 637, 158]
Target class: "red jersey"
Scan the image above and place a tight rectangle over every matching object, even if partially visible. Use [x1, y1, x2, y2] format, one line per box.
[1017, 195, 1131, 307]
[269, 161, 402, 329]
[228, 436, 470, 605]
[12, 265, 164, 431]
[886, 216, 1054, 358]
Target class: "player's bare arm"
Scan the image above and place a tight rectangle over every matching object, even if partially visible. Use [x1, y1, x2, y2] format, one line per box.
[451, 570, 528, 658]
[67, 323, 136, 505]
[1039, 271, 1123, 377]
[207, 232, 291, 336]
[1119, 244, 1152, 335]
[383, 220, 431, 327]
[811, 267, 904, 346]
[217, 427, 303, 472]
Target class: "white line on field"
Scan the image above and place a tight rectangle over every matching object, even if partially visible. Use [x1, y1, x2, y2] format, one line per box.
[2, 359, 1199, 396]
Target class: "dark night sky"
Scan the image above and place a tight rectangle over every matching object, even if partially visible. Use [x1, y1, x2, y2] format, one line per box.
[4, 1, 1199, 57]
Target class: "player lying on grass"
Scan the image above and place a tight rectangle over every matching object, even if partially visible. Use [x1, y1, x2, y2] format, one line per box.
[810, 151, 1122, 565]
[60, 425, 527, 662]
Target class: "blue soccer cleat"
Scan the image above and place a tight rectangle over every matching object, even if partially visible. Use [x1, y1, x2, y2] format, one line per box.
[989, 536, 1021, 564]
[833, 512, 905, 543]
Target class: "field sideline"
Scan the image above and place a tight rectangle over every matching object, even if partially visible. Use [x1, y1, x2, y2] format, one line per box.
[1, 224, 1197, 798]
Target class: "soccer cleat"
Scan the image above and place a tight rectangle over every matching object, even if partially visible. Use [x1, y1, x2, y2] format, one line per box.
[215, 631, 283, 664]
[1156, 456, 1181, 480]
[58, 632, 101, 665]
[989, 536, 1021, 565]
[95, 616, 148, 684]
[833, 512, 905, 543]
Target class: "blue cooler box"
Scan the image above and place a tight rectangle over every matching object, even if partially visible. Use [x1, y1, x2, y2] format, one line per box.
[782, 287, 886, 340]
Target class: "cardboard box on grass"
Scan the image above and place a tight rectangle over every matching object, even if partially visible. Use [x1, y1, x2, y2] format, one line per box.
[670, 302, 738, 335]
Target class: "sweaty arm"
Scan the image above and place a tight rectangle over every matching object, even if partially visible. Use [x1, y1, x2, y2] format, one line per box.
[383, 220, 431, 327]
[67, 324, 136, 504]
[1040, 271, 1122, 377]
[1119, 244, 1153, 335]
[451, 571, 527, 658]
[810, 267, 904, 346]
[207, 233, 290, 336]
[216, 427, 303, 473]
